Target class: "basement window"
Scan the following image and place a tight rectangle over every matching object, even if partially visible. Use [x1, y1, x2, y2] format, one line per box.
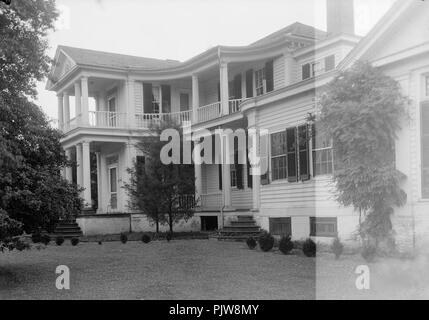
[269, 218, 292, 237]
[310, 217, 337, 237]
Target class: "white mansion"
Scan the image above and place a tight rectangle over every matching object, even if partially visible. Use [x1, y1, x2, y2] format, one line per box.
[47, 0, 429, 250]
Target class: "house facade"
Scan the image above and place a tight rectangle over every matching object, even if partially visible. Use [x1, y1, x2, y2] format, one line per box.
[47, 0, 429, 251]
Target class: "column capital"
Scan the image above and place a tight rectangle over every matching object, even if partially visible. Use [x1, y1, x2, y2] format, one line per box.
[57, 92, 64, 98]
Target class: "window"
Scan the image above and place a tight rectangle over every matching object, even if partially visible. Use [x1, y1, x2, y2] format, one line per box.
[421, 102, 429, 198]
[310, 217, 337, 237]
[302, 63, 311, 80]
[109, 167, 118, 210]
[180, 93, 189, 111]
[269, 218, 291, 236]
[152, 86, 160, 113]
[107, 97, 116, 127]
[230, 164, 237, 187]
[255, 68, 266, 96]
[270, 132, 287, 181]
[325, 55, 336, 72]
[286, 127, 298, 182]
[312, 125, 334, 176]
[298, 125, 310, 180]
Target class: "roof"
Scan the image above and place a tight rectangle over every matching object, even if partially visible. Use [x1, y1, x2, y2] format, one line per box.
[250, 22, 327, 46]
[58, 45, 182, 70]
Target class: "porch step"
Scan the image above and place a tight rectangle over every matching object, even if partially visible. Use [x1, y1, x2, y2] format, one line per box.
[52, 220, 83, 239]
[211, 215, 263, 242]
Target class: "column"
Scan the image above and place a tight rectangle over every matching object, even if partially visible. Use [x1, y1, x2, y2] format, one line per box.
[122, 141, 136, 212]
[222, 134, 232, 209]
[219, 62, 229, 116]
[81, 76, 89, 125]
[194, 164, 203, 206]
[57, 93, 64, 131]
[63, 93, 70, 131]
[74, 82, 82, 123]
[65, 148, 73, 183]
[76, 143, 83, 191]
[82, 141, 92, 208]
[126, 79, 135, 128]
[99, 153, 108, 213]
[96, 152, 102, 213]
[192, 74, 199, 123]
[241, 71, 247, 99]
[248, 111, 260, 211]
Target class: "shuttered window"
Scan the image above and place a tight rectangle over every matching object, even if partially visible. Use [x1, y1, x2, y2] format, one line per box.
[161, 84, 171, 113]
[265, 60, 274, 93]
[298, 125, 310, 181]
[286, 127, 298, 182]
[246, 69, 254, 98]
[255, 68, 265, 96]
[270, 131, 287, 181]
[143, 83, 153, 113]
[260, 132, 270, 185]
[310, 217, 337, 237]
[312, 125, 334, 176]
[421, 101, 429, 198]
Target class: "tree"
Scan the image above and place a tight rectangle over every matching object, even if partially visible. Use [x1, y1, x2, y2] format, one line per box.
[0, 0, 82, 250]
[317, 62, 408, 249]
[125, 120, 196, 233]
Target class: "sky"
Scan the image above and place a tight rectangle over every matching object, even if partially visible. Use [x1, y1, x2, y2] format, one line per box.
[35, 0, 397, 121]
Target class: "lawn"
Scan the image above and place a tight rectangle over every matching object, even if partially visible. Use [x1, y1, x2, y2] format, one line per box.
[0, 239, 428, 300]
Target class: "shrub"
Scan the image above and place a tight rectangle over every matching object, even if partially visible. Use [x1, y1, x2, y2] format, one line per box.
[41, 234, 51, 245]
[303, 238, 316, 257]
[71, 237, 79, 246]
[331, 237, 344, 259]
[120, 233, 128, 244]
[166, 233, 172, 242]
[55, 236, 65, 246]
[246, 237, 257, 250]
[258, 232, 275, 252]
[279, 235, 294, 255]
[141, 234, 151, 244]
[361, 243, 377, 262]
[31, 232, 42, 244]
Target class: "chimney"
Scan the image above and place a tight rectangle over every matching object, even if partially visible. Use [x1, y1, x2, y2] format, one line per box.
[326, 0, 355, 36]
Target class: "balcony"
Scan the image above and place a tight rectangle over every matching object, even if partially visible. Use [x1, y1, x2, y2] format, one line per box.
[61, 98, 246, 133]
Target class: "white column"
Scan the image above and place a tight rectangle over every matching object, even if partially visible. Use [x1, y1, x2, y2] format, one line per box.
[81, 77, 89, 125]
[121, 141, 135, 212]
[96, 152, 102, 213]
[241, 71, 247, 99]
[76, 143, 83, 193]
[126, 79, 135, 128]
[192, 75, 199, 123]
[248, 111, 260, 211]
[219, 62, 229, 116]
[63, 93, 70, 131]
[65, 148, 73, 182]
[82, 141, 92, 208]
[99, 153, 108, 213]
[74, 82, 81, 116]
[222, 134, 232, 209]
[57, 93, 64, 131]
[194, 164, 203, 206]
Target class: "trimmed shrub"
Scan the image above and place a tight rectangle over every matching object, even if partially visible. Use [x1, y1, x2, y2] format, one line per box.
[98, 241, 102, 245]
[141, 234, 151, 244]
[303, 238, 316, 257]
[331, 237, 344, 259]
[55, 236, 65, 246]
[41, 234, 51, 245]
[166, 233, 172, 242]
[31, 232, 42, 244]
[279, 235, 294, 255]
[71, 237, 79, 246]
[246, 237, 257, 250]
[361, 243, 377, 262]
[120, 233, 128, 244]
[258, 232, 275, 252]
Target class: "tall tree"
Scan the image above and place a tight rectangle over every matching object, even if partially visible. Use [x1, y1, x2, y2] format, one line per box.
[317, 62, 407, 250]
[0, 0, 82, 251]
[125, 120, 196, 233]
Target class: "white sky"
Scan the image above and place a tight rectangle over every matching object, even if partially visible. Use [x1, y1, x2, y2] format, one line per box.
[35, 0, 396, 121]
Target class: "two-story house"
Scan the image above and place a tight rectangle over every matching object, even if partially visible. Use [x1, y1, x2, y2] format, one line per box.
[47, 0, 429, 251]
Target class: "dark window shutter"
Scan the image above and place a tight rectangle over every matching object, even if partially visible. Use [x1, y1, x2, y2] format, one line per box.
[286, 127, 298, 182]
[302, 64, 311, 80]
[218, 164, 223, 190]
[324, 55, 335, 72]
[246, 133, 252, 188]
[217, 82, 221, 102]
[234, 139, 244, 189]
[234, 74, 242, 99]
[161, 84, 171, 113]
[260, 133, 270, 185]
[143, 83, 153, 113]
[246, 69, 254, 98]
[298, 125, 310, 181]
[265, 60, 274, 92]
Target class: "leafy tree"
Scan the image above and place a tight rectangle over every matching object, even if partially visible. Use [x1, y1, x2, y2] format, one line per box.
[125, 120, 196, 233]
[0, 0, 82, 250]
[317, 62, 408, 248]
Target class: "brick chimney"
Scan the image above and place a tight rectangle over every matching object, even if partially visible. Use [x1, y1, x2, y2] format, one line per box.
[326, 0, 355, 35]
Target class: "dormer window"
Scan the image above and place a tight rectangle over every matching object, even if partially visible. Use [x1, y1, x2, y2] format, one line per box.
[302, 54, 336, 80]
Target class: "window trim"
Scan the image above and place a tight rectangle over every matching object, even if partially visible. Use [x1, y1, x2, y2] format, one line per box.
[310, 217, 338, 237]
[269, 217, 292, 237]
[312, 124, 334, 177]
[255, 67, 266, 96]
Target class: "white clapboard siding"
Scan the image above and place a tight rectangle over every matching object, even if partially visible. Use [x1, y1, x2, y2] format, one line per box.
[273, 56, 285, 90]
[134, 81, 143, 114]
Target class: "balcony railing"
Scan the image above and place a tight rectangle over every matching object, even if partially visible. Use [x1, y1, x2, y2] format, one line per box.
[135, 110, 192, 129]
[200, 193, 222, 210]
[229, 98, 245, 114]
[198, 101, 221, 123]
[89, 111, 127, 128]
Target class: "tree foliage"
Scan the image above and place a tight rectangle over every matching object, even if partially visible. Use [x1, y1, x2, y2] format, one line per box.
[318, 62, 408, 244]
[0, 0, 82, 250]
[125, 120, 196, 233]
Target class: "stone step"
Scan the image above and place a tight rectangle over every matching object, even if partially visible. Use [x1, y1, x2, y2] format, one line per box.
[52, 233, 82, 239]
[222, 227, 261, 232]
[54, 229, 82, 234]
[230, 221, 257, 226]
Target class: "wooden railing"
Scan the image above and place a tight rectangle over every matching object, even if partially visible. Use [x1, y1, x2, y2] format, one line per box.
[197, 101, 221, 123]
[176, 194, 197, 211]
[64, 115, 79, 132]
[229, 98, 245, 114]
[135, 110, 192, 128]
[88, 111, 127, 128]
[200, 193, 222, 210]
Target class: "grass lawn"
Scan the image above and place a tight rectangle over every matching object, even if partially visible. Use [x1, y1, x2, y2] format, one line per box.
[1, 239, 428, 300]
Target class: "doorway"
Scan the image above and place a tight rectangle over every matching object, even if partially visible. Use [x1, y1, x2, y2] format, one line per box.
[201, 216, 218, 231]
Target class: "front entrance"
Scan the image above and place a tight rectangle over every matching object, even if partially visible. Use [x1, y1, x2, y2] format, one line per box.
[201, 216, 218, 231]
